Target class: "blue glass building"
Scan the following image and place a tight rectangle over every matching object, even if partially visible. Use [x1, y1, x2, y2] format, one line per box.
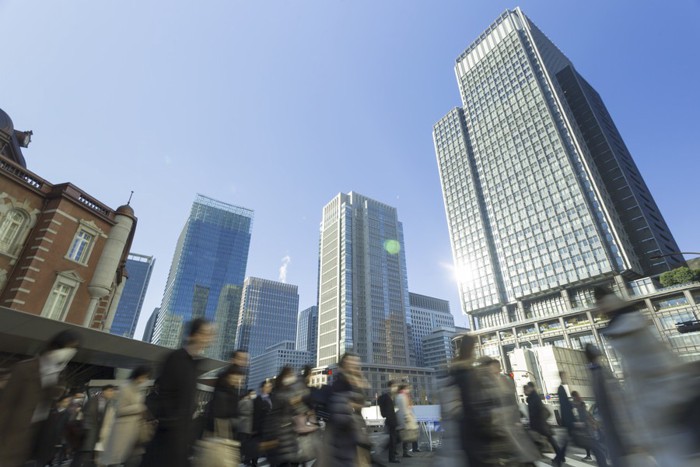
[235, 277, 299, 358]
[109, 253, 155, 338]
[153, 194, 253, 357]
[142, 307, 159, 342]
[296, 305, 318, 362]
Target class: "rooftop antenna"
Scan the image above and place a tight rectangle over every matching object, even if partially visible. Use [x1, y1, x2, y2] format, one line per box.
[127, 191, 134, 206]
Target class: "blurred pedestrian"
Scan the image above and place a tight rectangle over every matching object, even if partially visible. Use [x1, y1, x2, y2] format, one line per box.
[140, 318, 215, 467]
[324, 353, 370, 467]
[72, 385, 117, 467]
[571, 391, 595, 461]
[0, 329, 81, 467]
[378, 380, 399, 463]
[238, 390, 256, 466]
[33, 393, 73, 466]
[100, 366, 151, 467]
[264, 366, 311, 467]
[251, 380, 274, 467]
[478, 357, 539, 465]
[395, 384, 418, 458]
[524, 382, 563, 466]
[584, 344, 637, 467]
[207, 365, 244, 438]
[597, 287, 699, 465]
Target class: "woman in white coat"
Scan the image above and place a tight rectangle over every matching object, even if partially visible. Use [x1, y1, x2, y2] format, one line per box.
[100, 366, 151, 466]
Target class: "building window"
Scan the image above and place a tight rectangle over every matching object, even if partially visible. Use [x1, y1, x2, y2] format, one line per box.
[42, 270, 83, 321]
[43, 283, 75, 321]
[0, 209, 28, 256]
[67, 229, 95, 264]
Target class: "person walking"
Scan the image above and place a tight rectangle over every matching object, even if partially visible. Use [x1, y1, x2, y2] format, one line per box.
[324, 353, 370, 467]
[524, 382, 563, 466]
[73, 385, 117, 467]
[556, 372, 574, 466]
[33, 393, 73, 466]
[264, 366, 310, 467]
[596, 288, 700, 465]
[140, 318, 215, 467]
[378, 381, 399, 463]
[251, 380, 273, 467]
[238, 390, 256, 466]
[395, 385, 418, 458]
[100, 366, 151, 467]
[0, 330, 81, 467]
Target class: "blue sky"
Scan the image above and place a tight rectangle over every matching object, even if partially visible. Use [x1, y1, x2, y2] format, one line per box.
[2, 1, 699, 338]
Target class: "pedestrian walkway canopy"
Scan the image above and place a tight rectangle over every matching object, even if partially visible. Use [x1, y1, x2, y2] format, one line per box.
[0, 306, 227, 374]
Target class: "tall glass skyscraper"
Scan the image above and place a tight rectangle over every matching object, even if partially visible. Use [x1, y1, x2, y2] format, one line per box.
[152, 194, 253, 356]
[234, 277, 299, 358]
[317, 192, 411, 368]
[296, 305, 318, 362]
[434, 9, 682, 365]
[109, 253, 155, 338]
[407, 292, 454, 368]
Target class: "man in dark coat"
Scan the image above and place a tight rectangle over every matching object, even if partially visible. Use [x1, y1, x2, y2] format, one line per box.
[140, 318, 215, 467]
[525, 382, 563, 466]
[378, 380, 399, 463]
[0, 330, 81, 467]
[556, 373, 574, 466]
[71, 385, 117, 466]
[250, 379, 273, 467]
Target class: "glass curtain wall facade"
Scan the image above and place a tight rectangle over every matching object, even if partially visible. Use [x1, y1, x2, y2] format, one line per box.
[434, 9, 683, 368]
[153, 194, 253, 356]
[296, 305, 318, 361]
[434, 8, 681, 323]
[234, 277, 299, 358]
[317, 192, 411, 368]
[407, 292, 454, 367]
[110, 253, 155, 338]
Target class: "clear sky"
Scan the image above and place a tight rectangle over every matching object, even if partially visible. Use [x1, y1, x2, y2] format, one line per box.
[2, 1, 699, 339]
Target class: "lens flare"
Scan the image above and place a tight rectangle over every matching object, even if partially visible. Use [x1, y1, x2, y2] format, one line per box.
[384, 239, 401, 255]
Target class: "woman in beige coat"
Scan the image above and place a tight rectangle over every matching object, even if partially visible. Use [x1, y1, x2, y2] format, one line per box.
[100, 366, 151, 466]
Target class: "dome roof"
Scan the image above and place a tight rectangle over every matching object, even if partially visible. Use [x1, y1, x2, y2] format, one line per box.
[0, 107, 14, 137]
[116, 204, 135, 216]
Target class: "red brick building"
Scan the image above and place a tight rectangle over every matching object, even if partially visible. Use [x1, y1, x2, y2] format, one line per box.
[0, 107, 136, 330]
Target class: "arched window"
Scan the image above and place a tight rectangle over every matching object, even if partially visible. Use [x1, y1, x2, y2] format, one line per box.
[0, 209, 28, 255]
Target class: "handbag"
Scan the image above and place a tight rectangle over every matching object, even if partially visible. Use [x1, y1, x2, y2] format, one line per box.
[193, 418, 240, 467]
[138, 418, 157, 445]
[293, 413, 319, 434]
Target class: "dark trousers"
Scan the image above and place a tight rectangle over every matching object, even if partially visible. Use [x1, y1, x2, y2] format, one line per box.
[383, 425, 398, 461]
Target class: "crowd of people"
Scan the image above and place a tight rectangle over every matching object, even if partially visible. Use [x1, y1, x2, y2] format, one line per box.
[1, 288, 700, 467]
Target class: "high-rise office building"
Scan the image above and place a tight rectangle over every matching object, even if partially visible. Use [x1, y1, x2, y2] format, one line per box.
[434, 9, 683, 365]
[407, 292, 454, 367]
[315, 194, 437, 401]
[296, 305, 318, 361]
[109, 253, 155, 338]
[153, 194, 253, 355]
[142, 307, 159, 343]
[235, 277, 299, 358]
[317, 192, 412, 368]
[248, 341, 313, 390]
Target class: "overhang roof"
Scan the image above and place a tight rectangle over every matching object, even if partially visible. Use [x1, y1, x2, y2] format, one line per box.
[0, 307, 227, 373]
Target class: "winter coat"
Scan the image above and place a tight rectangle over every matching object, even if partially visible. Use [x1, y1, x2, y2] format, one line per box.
[526, 390, 551, 436]
[141, 348, 200, 467]
[252, 394, 272, 436]
[395, 392, 409, 431]
[207, 376, 240, 436]
[557, 384, 575, 430]
[603, 310, 699, 465]
[81, 395, 115, 452]
[100, 381, 146, 464]
[265, 380, 310, 464]
[0, 358, 46, 467]
[378, 391, 397, 428]
[237, 398, 254, 435]
[323, 372, 367, 467]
